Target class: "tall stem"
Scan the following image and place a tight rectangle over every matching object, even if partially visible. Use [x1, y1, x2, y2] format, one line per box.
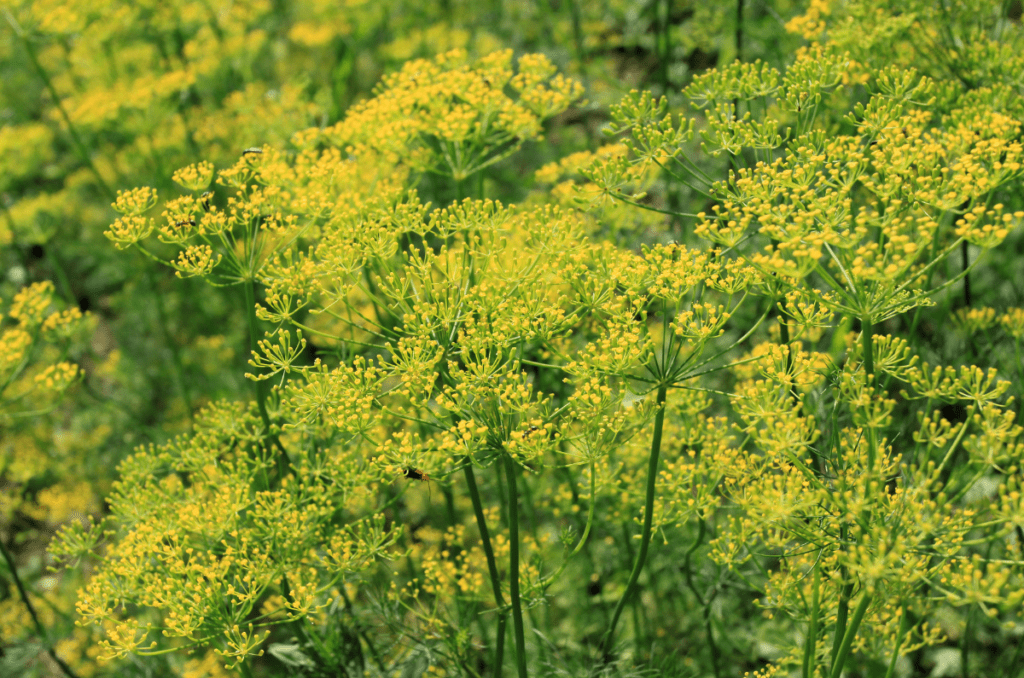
[861, 318, 875, 387]
[503, 453, 528, 678]
[829, 591, 872, 678]
[735, 0, 745, 62]
[494, 614, 508, 678]
[960, 240, 972, 307]
[463, 460, 508, 674]
[243, 278, 292, 483]
[861, 318, 877, 471]
[884, 606, 911, 678]
[803, 554, 821, 678]
[243, 278, 272, 429]
[830, 526, 852, 672]
[601, 384, 669, 657]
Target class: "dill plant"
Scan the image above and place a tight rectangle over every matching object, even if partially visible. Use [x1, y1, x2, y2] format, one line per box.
[7, 2, 1024, 678]
[582, 13, 1024, 678]
[0, 280, 90, 677]
[57, 50, 616, 675]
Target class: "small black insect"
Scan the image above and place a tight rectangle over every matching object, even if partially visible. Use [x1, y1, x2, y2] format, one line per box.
[175, 218, 196, 228]
[200, 191, 213, 212]
[402, 467, 432, 501]
[403, 467, 429, 482]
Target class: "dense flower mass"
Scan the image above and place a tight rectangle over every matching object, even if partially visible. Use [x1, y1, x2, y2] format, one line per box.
[1, 1, 1023, 677]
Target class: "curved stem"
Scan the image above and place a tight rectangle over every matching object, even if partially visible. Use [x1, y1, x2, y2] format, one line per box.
[503, 453, 528, 678]
[601, 384, 669, 657]
[0, 539, 82, 678]
[537, 460, 596, 590]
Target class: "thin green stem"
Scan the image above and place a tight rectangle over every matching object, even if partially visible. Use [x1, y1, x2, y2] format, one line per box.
[243, 278, 291, 482]
[962, 606, 973, 678]
[567, 0, 585, 67]
[494, 614, 508, 678]
[503, 453, 528, 678]
[42, 246, 75, 305]
[861, 319, 875, 387]
[462, 460, 508, 672]
[829, 591, 872, 678]
[736, 0, 745, 62]
[830, 527, 852, 673]
[145, 265, 193, 425]
[803, 554, 821, 678]
[861, 319, 878, 472]
[0, 539, 82, 678]
[3, 8, 114, 200]
[601, 384, 669, 658]
[244, 278, 272, 429]
[883, 607, 911, 678]
[538, 460, 596, 590]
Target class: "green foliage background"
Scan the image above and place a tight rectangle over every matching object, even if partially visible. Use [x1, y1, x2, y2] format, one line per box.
[1, 1, 1023, 677]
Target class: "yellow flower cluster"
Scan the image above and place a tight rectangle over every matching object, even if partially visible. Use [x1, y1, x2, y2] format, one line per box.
[314, 49, 583, 181]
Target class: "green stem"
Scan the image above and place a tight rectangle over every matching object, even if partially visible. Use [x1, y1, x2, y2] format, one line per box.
[537, 461, 596, 591]
[861, 319, 877, 471]
[464, 462, 506, 609]
[831, 527, 852, 673]
[1014, 337, 1024, 425]
[601, 384, 669, 657]
[960, 240, 971, 307]
[145, 265, 193, 425]
[883, 606, 910, 678]
[567, 0, 585, 67]
[503, 453, 528, 678]
[42, 245, 75, 305]
[494, 614, 508, 678]
[338, 583, 386, 673]
[0, 539, 82, 678]
[736, 0, 744, 62]
[658, 0, 671, 95]
[243, 278, 291, 482]
[463, 460, 508, 674]
[2, 8, 114, 200]
[829, 591, 872, 678]
[703, 589, 721, 678]
[243, 278, 272, 429]
[803, 555, 821, 678]
[861, 318, 875, 387]
[680, 518, 719, 675]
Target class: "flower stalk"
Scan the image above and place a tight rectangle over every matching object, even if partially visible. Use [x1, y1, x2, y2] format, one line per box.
[601, 383, 669, 657]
